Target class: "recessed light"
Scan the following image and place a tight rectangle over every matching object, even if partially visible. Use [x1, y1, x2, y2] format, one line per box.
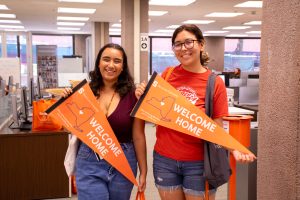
[109, 28, 121, 32]
[166, 25, 180, 29]
[205, 12, 244, 17]
[0, 14, 16, 18]
[57, 22, 85, 26]
[58, 0, 103, 3]
[223, 26, 251, 30]
[111, 23, 121, 28]
[0, 5, 9, 10]
[243, 21, 262, 25]
[149, 11, 168, 16]
[0, 20, 21, 24]
[0, 25, 24, 29]
[204, 31, 229, 34]
[58, 27, 81, 31]
[182, 20, 215, 24]
[58, 7, 96, 14]
[57, 16, 89, 21]
[226, 34, 249, 37]
[234, 1, 263, 8]
[149, 0, 195, 6]
[246, 31, 261, 34]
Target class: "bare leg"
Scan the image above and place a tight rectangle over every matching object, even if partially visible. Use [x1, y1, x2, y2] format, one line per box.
[158, 188, 186, 200]
[185, 193, 215, 200]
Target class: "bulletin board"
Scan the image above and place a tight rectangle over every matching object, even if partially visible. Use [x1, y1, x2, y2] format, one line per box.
[0, 57, 21, 84]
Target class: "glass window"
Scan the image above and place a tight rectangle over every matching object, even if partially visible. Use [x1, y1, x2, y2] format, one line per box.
[32, 35, 73, 76]
[151, 37, 179, 74]
[19, 35, 27, 86]
[110, 36, 121, 45]
[6, 34, 18, 58]
[0, 35, 2, 57]
[224, 38, 260, 72]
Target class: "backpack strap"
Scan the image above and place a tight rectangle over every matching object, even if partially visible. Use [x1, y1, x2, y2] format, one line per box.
[205, 73, 217, 118]
[164, 67, 175, 81]
[204, 72, 217, 200]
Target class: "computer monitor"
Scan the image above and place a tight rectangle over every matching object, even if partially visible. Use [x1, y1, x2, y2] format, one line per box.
[28, 78, 35, 106]
[20, 87, 29, 122]
[0, 79, 6, 96]
[37, 76, 42, 99]
[10, 94, 19, 128]
[7, 75, 13, 93]
[247, 79, 259, 87]
[238, 86, 259, 105]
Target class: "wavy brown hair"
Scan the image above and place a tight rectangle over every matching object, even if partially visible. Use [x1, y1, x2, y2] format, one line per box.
[89, 43, 135, 98]
[172, 24, 210, 66]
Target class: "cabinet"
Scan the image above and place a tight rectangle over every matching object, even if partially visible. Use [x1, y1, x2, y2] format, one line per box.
[0, 130, 70, 199]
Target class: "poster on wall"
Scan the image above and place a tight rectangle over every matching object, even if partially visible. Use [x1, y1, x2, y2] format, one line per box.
[37, 45, 58, 88]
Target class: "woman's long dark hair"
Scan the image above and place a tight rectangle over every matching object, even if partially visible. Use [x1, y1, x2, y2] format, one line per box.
[89, 43, 135, 98]
[172, 24, 209, 66]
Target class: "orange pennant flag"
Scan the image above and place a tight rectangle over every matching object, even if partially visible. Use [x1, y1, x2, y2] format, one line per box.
[131, 72, 253, 154]
[46, 79, 138, 186]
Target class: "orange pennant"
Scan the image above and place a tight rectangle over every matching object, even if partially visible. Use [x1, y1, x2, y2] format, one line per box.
[131, 72, 253, 154]
[46, 79, 138, 186]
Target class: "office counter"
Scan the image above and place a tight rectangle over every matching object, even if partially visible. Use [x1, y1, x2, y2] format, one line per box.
[0, 127, 70, 199]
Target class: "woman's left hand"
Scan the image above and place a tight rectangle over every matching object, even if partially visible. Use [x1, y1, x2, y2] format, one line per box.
[138, 173, 146, 192]
[232, 150, 256, 163]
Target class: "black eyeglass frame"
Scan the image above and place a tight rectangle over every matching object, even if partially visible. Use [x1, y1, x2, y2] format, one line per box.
[172, 39, 199, 51]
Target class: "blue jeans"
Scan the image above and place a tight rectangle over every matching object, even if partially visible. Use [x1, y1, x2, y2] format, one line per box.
[153, 151, 216, 197]
[75, 142, 137, 200]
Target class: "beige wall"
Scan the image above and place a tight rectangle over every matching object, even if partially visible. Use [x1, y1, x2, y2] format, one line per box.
[258, 0, 300, 199]
[204, 36, 225, 72]
[74, 34, 89, 69]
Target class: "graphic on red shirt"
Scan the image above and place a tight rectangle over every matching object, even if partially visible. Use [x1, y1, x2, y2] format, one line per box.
[146, 96, 175, 122]
[177, 86, 199, 105]
[66, 102, 95, 132]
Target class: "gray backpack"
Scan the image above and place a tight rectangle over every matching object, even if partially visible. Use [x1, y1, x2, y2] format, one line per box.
[204, 73, 232, 188]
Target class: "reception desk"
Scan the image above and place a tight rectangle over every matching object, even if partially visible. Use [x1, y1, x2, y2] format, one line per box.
[0, 128, 70, 199]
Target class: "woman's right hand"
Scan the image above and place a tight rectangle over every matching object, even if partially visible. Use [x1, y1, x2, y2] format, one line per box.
[61, 87, 73, 98]
[135, 81, 147, 100]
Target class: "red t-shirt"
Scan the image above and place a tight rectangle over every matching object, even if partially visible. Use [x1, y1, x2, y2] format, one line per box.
[154, 65, 228, 161]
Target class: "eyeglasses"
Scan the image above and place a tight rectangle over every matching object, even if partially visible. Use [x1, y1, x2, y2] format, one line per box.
[172, 39, 199, 51]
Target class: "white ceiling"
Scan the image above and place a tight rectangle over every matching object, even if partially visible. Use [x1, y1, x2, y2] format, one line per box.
[0, 0, 262, 37]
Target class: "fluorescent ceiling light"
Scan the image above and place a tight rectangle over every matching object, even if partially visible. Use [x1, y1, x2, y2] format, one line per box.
[226, 34, 248, 37]
[0, 20, 21, 24]
[0, 5, 9, 10]
[58, 7, 96, 14]
[0, 14, 16, 18]
[243, 21, 261, 25]
[205, 12, 244, 17]
[166, 25, 180, 29]
[234, 1, 263, 8]
[109, 28, 121, 32]
[58, 27, 81, 30]
[58, 0, 103, 3]
[111, 23, 121, 27]
[0, 25, 24, 29]
[246, 31, 261, 34]
[149, 0, 195, 6]
[204, 30, 229, 34]
[149, 11, 168, 16]
[155, 29, 174, 33]
[223, 26, 251, 30]
[182, 20, 215, 24]
[57, 16, 89, 21]
[57, 22, 85, 26]
[149, 32, 172, 36]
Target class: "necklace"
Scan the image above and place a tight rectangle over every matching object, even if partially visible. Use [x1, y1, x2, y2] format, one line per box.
[105, 91, 116, 117]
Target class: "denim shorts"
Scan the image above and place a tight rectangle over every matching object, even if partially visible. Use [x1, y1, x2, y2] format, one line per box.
[153, 151, 216, 197]
[75, 142, 137, 200]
